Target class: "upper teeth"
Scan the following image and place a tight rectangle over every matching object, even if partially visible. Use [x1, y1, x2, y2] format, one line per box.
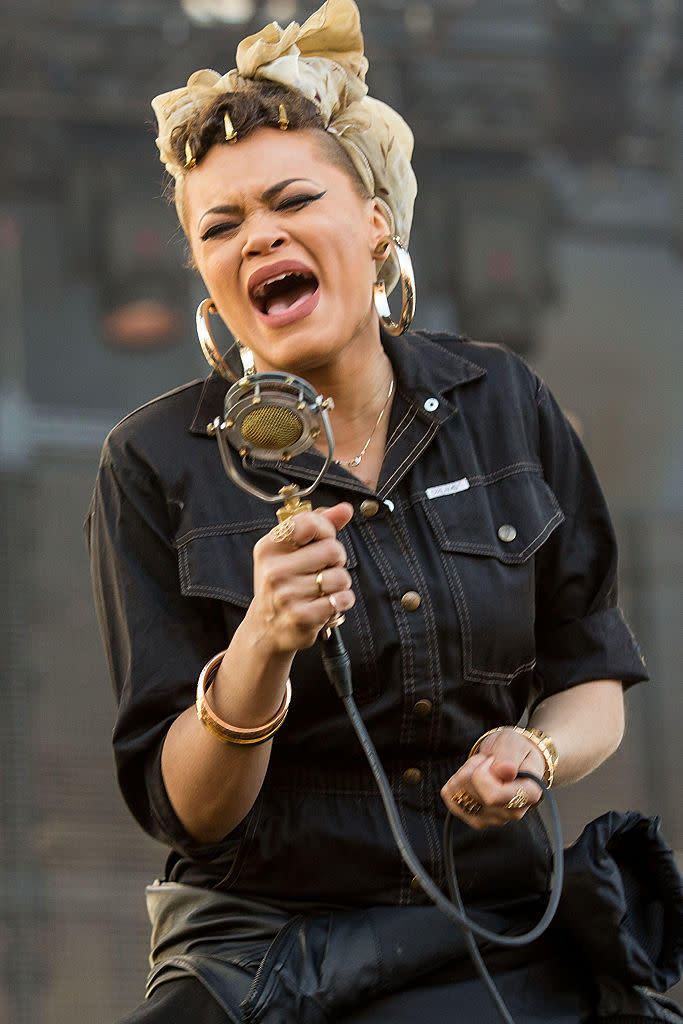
[253, 272, 295, 299]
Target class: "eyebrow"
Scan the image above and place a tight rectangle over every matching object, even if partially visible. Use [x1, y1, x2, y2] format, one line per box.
[198, 178, 321, 226]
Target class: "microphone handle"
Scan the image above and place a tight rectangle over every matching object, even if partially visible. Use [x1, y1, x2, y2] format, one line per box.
[277, 490, 347, 633]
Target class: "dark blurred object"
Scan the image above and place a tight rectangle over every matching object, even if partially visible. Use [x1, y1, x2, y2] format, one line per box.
[98, 198, 186, 350]
[411, 149, 559, 357]
[549, 0, 635, 164]
[453, 177, 557, 356]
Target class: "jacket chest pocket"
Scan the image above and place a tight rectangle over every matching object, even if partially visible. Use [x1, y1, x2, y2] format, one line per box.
[175, 520, 361, 698]
[176, 520, 271, 610]
[421, 470, 564, 684]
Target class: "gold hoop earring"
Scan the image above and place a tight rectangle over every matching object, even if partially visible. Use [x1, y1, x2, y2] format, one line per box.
[373, 236, 415, 336]
[196, 298, 255, 381]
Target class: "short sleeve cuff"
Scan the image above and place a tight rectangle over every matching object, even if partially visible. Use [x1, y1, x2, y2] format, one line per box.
[144, 742, 239, 860]
[535, 606, 649, 697]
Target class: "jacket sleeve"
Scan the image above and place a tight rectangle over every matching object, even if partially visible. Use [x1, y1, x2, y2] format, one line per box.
[85, 437, 231, 855]
[531, 375, 648, 698]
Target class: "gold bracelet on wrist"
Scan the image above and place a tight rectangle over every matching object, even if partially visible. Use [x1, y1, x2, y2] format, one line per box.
[469, 726, 558, 788]
[196, 650, 292, 746]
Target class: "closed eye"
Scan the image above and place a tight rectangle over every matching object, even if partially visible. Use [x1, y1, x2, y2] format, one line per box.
[277, 191, 326, 212]
[200, 221, 240, 242]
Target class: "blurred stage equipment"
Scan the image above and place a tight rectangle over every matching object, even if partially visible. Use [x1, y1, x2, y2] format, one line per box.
[181, 0, 255, 23]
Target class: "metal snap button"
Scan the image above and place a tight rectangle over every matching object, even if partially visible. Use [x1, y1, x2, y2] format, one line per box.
[497, 524, 517, 543]
[402, 767, 422, 786]
[410, 875, 423, 892]
[360, 499, 380, 518]
[424, 397, 439, 412]
[413, 699, 433, 718]
[401, 591, 421, 611]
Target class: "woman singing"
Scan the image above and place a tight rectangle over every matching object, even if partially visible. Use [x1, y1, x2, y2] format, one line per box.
[86, 1, 680, 1021]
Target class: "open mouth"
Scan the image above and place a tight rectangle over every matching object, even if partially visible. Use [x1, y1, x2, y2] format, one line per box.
[250, 271, 319, 317]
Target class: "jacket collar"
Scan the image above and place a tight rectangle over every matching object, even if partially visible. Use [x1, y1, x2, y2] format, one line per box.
[189, 330, 486, 438]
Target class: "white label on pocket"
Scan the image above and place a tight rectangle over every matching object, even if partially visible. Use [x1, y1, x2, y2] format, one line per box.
[425, 478, 470, 499]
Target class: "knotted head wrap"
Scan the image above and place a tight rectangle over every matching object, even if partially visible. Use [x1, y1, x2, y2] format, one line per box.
[151, 0, 417, 289]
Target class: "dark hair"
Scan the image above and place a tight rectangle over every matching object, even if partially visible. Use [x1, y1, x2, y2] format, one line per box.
[170, 82, 370, 199]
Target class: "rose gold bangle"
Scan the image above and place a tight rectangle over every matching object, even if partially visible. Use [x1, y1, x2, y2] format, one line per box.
[469, 726, 558, 788]
[195, 650, 292, 746]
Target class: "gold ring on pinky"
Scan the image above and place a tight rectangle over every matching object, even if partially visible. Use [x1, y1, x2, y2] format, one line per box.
[315, 571, 326, 598]
[269, 518, 297, 545]
[451, 789, 483, 816]
[506, 787, 529, 811]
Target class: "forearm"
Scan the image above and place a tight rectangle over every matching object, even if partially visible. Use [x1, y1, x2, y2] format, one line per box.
[161, 504, 355, 845]
[161, 610, 295, 843]
[529, 678, 625, 786]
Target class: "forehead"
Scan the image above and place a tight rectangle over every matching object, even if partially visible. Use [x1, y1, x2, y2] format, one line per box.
[183, 128, 354, 218]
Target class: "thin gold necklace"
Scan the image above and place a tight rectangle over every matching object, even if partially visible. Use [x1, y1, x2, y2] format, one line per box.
[335, 375, 395, 469]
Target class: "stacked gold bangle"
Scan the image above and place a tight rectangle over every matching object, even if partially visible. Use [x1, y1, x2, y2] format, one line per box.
[469, 726, 559, 788]
[196, 650, 292, 746]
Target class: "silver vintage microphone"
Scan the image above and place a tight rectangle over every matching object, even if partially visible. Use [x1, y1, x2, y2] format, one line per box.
[207, 371, 336, 518]
[198, 297, 336, 517]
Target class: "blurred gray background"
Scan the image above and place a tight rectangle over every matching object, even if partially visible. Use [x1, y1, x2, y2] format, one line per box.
[0, 1, 681, 1021]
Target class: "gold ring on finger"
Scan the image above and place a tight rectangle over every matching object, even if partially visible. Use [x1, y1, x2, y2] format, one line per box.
[506, 786, 529, 811]
[269, 518, 297, 545]
[315, 571, 325, 598]
[451, 789, 483, 816]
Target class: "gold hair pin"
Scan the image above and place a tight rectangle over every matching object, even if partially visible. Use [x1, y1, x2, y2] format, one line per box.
[224, 111, 237, 143]
[184, 139, 196, 169]
[278, 103, 289, 131]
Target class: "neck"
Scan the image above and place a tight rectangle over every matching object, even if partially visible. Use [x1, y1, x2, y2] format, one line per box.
[312, 345, 395, 480]
[317, 350, 392, 420]
[251, 317, 394, 484]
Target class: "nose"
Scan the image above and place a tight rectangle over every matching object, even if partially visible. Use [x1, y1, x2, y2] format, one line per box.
[241, 218, 287, 260]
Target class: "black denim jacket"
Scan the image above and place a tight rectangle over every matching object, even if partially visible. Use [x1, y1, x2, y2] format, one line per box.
[86, 330, 647, 911]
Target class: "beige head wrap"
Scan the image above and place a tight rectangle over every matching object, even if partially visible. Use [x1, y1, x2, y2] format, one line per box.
[151, 0, 417, 288]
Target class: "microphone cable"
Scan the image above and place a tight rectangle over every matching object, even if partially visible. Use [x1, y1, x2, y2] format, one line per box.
[319, 625, 564, 1024]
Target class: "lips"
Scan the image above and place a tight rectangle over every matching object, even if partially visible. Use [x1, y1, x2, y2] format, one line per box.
[247, 260, 320, 326]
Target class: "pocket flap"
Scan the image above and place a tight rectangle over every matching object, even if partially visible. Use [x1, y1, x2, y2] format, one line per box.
[422, 469, 564, 564]
[176, 522, 269, 606]
[176, 521, 358, 607]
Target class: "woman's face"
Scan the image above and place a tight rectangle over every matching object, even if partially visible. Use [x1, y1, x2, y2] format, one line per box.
[184, 127, 389, 376]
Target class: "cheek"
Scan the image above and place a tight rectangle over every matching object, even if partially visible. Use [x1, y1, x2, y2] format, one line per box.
[196, 249, 239, 299]
[332, 232, 376, 286]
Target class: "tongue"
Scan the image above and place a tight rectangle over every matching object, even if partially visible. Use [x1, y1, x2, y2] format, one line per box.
[266, 280, 316, 315]
[268, 296, 297, 314]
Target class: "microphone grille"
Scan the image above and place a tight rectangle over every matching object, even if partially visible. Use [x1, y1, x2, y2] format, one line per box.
[240, 404, 304, 450]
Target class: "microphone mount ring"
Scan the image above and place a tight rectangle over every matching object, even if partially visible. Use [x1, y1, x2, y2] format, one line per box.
[208, 371, 335, 506]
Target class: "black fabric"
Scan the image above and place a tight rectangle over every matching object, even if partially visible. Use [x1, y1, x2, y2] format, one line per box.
[116, 977, 232, 1023]
[341, 952, 595, 1024]
[116, 956, 682, 1024]
[557, 811, 683, 995]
